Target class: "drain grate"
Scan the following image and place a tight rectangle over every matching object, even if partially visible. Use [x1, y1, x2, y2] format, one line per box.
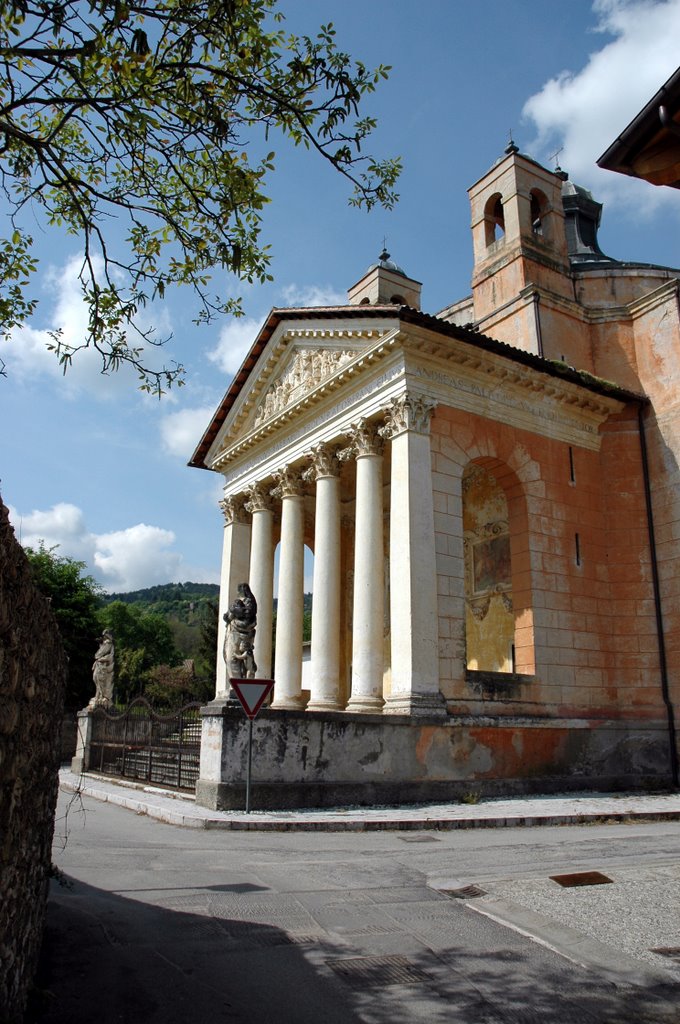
[325, 954, 431, 987]
[650, 947, 680, 964]
[442, 884, 488, 899]
[549, 871, 613, 888]
[398, 834, 441, 843]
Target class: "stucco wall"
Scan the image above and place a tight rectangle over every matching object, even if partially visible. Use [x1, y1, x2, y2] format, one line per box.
[0, 497, 67, 1024]
[430, 403, 664, 720]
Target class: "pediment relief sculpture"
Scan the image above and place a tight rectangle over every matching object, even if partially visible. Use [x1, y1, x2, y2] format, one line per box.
[252, 346, 357, 428]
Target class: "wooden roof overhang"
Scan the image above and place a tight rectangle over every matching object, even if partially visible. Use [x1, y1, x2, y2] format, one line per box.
[597, 66, 680, 188]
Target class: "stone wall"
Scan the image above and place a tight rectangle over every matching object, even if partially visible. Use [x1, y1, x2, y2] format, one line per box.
[196, 702, 674, 811]
[0, 497, 67, 1024]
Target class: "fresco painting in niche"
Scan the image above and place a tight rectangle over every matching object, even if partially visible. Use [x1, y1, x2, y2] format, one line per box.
[463, 463, 514, 673]
[473, 534, 511, 594]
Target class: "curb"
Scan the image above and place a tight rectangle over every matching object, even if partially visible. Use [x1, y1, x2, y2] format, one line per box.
[58, 775, 680, 833]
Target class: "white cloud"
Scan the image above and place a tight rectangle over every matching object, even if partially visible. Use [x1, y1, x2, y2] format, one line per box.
[278, 283, 346, 308]
[10, 501, 95, 560]
[8, 501, 218, 592]
[1, 252, 173, 394]
[160, 405, 217, 460]
[522, 0, 680, 213]
[207, 315, 262, 375]
[93, 524, 183, 591]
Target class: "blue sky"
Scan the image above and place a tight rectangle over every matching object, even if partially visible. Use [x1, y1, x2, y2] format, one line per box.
[2, 0, 680, 593]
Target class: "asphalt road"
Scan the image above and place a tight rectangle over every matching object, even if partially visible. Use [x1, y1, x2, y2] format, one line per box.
[28, 791, 680, 1023]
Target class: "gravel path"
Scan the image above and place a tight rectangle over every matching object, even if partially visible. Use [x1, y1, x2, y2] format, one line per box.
[488, 862, 680, 975]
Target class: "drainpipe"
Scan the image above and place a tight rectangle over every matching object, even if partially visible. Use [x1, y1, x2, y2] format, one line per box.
[638, 403, 679, 788]
[530, 290, 544, 358]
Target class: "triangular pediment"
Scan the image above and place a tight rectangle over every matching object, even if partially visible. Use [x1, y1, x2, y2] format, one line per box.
[221, 326, 389, 447]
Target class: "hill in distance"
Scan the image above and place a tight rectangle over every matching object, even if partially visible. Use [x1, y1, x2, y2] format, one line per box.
[102, 581, 220, 623]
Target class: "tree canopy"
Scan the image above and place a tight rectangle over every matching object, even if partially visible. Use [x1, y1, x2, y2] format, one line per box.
[0, 0, 400, 393]
[25, 542, 103, 707]
[97, 599, 180, 701]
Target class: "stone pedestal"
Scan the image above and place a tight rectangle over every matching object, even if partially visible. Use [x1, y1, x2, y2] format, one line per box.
[70, 708, 93, 774]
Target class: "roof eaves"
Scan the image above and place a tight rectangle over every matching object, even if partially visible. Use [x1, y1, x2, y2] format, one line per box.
[189, 304, 645, 472]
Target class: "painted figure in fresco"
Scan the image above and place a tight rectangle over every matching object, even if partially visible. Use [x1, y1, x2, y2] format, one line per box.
[90, 629, 115, 707]
[223, 582, 257, 679]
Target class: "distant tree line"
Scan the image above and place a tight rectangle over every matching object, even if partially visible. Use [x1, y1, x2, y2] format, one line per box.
[26, 545, 217, 710]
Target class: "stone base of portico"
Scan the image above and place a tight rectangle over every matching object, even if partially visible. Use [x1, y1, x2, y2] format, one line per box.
[195, 703, 673, 811]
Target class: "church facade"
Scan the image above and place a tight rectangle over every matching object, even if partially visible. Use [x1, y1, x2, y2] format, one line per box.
[190, 146, 679, 809]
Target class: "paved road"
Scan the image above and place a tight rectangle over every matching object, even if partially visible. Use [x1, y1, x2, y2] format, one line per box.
[30, 791, 680, 1023]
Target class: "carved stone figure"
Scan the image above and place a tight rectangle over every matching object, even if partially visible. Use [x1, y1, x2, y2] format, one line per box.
[90, 629, 115, 707]
[223, 582, 258, 679]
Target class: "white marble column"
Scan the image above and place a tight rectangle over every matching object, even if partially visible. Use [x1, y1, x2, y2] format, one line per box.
[341, 420, 385, 713]
[215, 495, 251, 699]
[305, 444, 343, 711]
[271, 467, 305, 709]
[382, 394, 445, 716]
[245, 482, 275, 679]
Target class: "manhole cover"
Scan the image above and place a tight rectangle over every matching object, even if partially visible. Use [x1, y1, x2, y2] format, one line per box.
[549, 871, 613, 888]
[399, 834, 441, 843]
[650, 947, 680, 963]
[325, 955, 431, 987]
[442, 884, 488, 899]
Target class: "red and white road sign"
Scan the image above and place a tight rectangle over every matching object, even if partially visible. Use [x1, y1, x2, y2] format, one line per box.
[230, 678, 275, 720]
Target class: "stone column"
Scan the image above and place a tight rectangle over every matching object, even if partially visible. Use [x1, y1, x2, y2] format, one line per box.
[215, 495, 251, 699]
[381, 394, 445, 716]
[341, 420, 385, 713]
[305, 444, 343, 711]
[271, 467, 305, 709]
[245, 482, 275, 679]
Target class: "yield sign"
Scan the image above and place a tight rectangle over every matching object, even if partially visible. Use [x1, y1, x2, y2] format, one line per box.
[230, 678, 274, 720]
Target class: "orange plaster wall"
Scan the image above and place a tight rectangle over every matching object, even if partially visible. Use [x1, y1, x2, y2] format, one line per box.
[430, 403, 663, 722]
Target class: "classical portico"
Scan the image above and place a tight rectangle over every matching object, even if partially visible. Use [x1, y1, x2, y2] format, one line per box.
[212, 386, 445, 718]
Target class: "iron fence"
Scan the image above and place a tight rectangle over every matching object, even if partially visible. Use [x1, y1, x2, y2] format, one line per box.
[88, 698, 202, 791]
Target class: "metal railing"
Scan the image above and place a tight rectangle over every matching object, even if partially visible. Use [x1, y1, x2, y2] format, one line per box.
[88, 698, 202, 791]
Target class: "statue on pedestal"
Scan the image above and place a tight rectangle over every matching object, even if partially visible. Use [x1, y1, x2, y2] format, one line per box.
[89, 629, 115, 707]
[224, 583, 257, 679]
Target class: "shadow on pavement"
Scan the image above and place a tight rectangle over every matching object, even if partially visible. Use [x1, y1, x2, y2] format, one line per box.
[27, 876, 364, 1024]
[27, 875, 680, 1024]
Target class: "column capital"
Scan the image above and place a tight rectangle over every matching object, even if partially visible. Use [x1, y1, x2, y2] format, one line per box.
[379, 393, 437, 440]
[219, 495, 248, 525]
[245, 481, 274, 515]
[338, 418, 384, 462]
[271, 466, 304, 500]
[303, 442, 341, 482]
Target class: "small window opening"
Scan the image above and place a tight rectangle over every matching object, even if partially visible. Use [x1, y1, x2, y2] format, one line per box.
[575, 533, 581, 566]
[568, 446, 575, 483]
[359, 296, 371, 305]
[530, 189, 548, 237]
[484, 193, 505, 247]
[390, 293, 405, 304]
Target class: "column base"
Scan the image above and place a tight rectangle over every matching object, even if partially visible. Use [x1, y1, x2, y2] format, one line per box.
[345, 695, 385, 714]
[270, 695, 306, 710]
[306, 698, 345, 713]
[383, 692, 447, 717]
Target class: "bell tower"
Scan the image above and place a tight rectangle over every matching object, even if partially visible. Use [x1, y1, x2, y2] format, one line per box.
[468, 144, 573, 354]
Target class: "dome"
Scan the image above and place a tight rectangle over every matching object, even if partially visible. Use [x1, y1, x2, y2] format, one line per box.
[366, 247, 407, 278]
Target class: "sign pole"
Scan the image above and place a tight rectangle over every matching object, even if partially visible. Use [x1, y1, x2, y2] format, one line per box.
[246, 716, 253, 814]
[228, 678, 275, 815]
